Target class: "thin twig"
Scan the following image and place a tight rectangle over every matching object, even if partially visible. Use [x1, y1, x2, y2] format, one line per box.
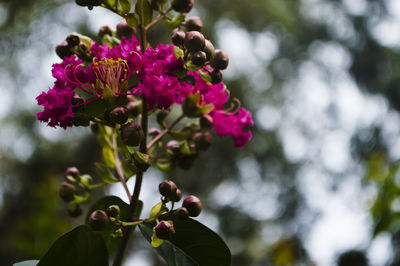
[144, 7, 173, 31]
[146, 114, 184, 150]
[112, 133, 132, 202]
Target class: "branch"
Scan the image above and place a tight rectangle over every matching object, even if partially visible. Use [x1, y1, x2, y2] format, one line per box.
[146, 114, 184, 150]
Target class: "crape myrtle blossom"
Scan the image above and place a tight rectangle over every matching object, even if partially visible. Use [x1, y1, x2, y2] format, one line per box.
[37, 36, 253, 147]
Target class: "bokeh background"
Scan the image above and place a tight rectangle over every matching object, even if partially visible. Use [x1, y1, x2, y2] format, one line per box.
[2, 0, 400, 265]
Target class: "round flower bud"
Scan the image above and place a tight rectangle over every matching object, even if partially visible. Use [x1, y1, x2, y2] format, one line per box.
[204, 40, 215, 61]
[192, 131, 212, 150]
[55, 40, 73, 59]
[98, 25, 113, 38]
[184, 31, 206, 52]
[126, 101, 141, 117]
[159, 180, 178, 198]
[182, 195, 202, 217]
[166, 140, 180, 151]
[59, 182, 76, 202]
[200, 115, 213, 129]
[191, 51, 207, 67]
[75, 0, 88, 6]
[116, 21, 136, 38]
[68, 204, 82, 217]
[120, 122, 144, 147]
[149, 128, 161, 137]
[155, 220, 176, 240]
[110, 107, 128, 124]
[210, 69, 222, 84]
[106, 205, 120, 218]
[211, 49, 229, 70]
[65, 167, 80, 179]
[171, 0, 194, 13]
[174, 207, 189, 220]
[66, 33, 80, 47]
[170, 188, 182, 202]
[184, 16, 203, 32]
[172, 30, 186, 47]
[89, 210, 109, 231]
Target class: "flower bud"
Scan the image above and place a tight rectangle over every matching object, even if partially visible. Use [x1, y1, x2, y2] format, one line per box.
[210, 69, 222, 84]
[66, 33, 80, 47]
[191, 51, 207, 67]
[90, 122, 100, 134]
[192, 131, 212, 150]
[120, 122, 144, 146]
[174, 207, 189, 220]
[149, 128, 161, 137]
[200, 115, 213, 129]
[110, 107, 128, 124]
[185, 16, 203, 32]
[204, 39, 215, 61]
[55, 40, 73, 59]
[59, 182, 76, 202]
[98, 25, 113, 38]
[116, 21, 136, 38]
[155, 220, 176, 240]
[159, 180, 178, 198]
[106, 205, 120, 219]
[170, 188, 182, 202]
[166, 140, 181, 155]
[71, 113, 91, 127]
[171, 0, 194, 13]
[68, 203, 82, 217]
[126, 101, 141, 117]
[211, 49, 229, 70]
[172, 30, 186, 47]
[65, 167, 80, 179]
[89, 210, 109, 231]
[182, 195, 202, 217]
[184, 31, 206, 53]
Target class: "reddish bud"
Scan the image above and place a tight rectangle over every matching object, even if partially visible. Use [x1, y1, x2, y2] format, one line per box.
[110, 107, 128, 124]
[159, 180, 178, 198]
[182, 195, 202, 217]
[89, 210, 109, 231]
[172, 30, 186, 47]
[59, 182, 76, 202]
[155, 220, 176, 240]
[192, 131, 212, 150]
[184, 16, 203, 32]
[211, 49, 229, 70]
[184, 31, 205, 52]
[126, 101, 141, 117]
[149, 128, 161, 137]
[56, 40, 73, 59]
[204, 39, 215, 60]
[116, 21, 136, 38]
[191, 51, 207, 66]
[65, 167, 80, 179]
[200, 115, 213, 129]
[66, 33, 80, 47]
[170, 188, 182, 202]
[171, 0, 194, 13]
[98, 25, 113, 38]
[210, 69, 222, 84]
[174, 207, 189, 220]
[120, 122, 144, 147]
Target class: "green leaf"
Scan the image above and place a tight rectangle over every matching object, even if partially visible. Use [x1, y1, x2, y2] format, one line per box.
[136, 0, 153, 26]
[84, 98, 106, 118]
[104, 0, 117, 8]
[170, 128, 192, 141]
[102, 147, 116, 168]
[95, 162, 119, 184]
[173, 46, 185, 59]
[119, 0, 131, 14]
[199, 70, 212, 83]
[125, 13, 139, 27]
[151, 232, 164, 247]
[164, 13, 186, 29]
[37, 226, 108, 266]
[13, 261, 39, 266]
[139, 217, 231, 266]
[86, 196, 143, 254]
[73, 192, 91, 204]
[156, 159, 173, 172]
[149, 202, 166, 220]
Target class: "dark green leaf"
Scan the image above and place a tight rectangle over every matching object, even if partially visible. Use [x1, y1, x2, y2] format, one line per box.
[37, 226, 108, 266]
[86, 196, 143, 254]
[119, 0, 131, 14]
[13, 261, 39, 266]
[125, 13, 139, 27]
[84, 99, 106, 118]
[136, 0, 153, 26]
[104, 0, 117, 9]
[95, 162, 119, 184]
[199, 70, 212, 83]
[139, 217, 231, 266]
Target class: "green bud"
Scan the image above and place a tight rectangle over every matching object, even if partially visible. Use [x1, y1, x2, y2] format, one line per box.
[68, 203, 82, 217]
[106, 205, 120, 218]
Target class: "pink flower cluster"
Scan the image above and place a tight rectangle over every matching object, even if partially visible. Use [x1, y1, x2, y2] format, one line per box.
[37, 36, 253, 147]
